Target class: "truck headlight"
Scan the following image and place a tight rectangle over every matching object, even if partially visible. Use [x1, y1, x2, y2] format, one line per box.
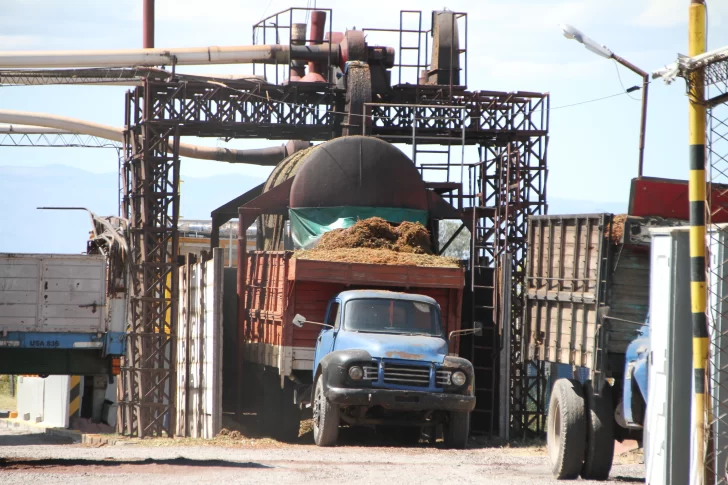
[349, 366, 364, 380]
[451, 370, 467, 386]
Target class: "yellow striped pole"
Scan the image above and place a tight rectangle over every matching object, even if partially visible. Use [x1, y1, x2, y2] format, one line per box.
[69, 376, 81, 420]
[689, 0, 708, 481]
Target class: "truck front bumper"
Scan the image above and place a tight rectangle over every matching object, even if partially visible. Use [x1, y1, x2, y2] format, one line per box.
[326, 387, 476, 412]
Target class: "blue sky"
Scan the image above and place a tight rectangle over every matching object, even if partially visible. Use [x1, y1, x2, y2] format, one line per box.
[0, 0, 726, 251]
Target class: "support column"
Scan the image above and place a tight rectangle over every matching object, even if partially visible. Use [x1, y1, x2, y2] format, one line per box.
[688, 1, 708, 482]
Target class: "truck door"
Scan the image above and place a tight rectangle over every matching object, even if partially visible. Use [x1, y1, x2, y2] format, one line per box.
[313, 300, 341, 371]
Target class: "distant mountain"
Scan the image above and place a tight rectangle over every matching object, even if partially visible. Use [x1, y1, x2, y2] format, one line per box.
[547, 198, 626, 216]
[0, 165, 264, 254]
[0, 165, 625, 254]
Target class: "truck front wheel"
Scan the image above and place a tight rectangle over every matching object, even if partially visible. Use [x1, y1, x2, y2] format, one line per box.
[548, 378, 586, 479]
[313, 377, 340, 446]
[443, 411, 470, 448]
[581, 380, 614, 480]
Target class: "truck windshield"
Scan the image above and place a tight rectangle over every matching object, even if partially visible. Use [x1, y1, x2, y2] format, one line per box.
[344, 298, 442, 336]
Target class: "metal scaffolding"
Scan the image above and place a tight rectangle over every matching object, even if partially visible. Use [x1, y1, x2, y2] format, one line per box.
[0, 7, 549, 439]
[119, 84, 181, 437]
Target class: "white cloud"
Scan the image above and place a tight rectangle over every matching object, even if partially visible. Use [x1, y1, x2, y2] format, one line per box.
[633, 0, 728, 28]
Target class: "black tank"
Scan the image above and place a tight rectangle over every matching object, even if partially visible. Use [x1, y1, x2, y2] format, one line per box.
[289, 136, 428, 210]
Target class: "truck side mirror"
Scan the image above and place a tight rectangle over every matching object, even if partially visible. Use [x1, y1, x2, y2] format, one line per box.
[293, 314, 307, 328]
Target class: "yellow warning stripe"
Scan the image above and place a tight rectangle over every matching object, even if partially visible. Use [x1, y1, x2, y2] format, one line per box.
[69, 376, 81, 417]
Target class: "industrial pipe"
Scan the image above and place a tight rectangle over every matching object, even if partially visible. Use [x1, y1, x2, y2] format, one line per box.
[289, 23, 307, 82]
[308, 11, 328, 77]
[0, 44, 337, 69]
[0, 124, 68, 134]
[143, 0, 154, 49]
[0, 110, 290, 166]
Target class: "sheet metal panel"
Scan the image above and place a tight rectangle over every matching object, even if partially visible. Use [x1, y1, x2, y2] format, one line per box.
[176, 250, 223, 439]
[644, 228, 691, 485]
[0, 254, 105, 333]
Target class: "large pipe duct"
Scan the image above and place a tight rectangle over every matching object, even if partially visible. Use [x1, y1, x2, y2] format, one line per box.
[0, 124, 68, 134]
[0, 44, 337, 69]
[143, 0, 154, 49]
[307, 11, 328, 79]
[0, 111, 299, 165]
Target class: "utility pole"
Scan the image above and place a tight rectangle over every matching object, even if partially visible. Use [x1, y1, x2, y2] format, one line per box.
[688, 0, 708, 482]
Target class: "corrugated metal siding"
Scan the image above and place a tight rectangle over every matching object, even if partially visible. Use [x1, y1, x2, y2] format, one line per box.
[606, 247, 649, 353]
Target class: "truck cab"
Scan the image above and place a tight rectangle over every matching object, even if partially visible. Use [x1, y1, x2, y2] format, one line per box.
[304, 290, 475, 447]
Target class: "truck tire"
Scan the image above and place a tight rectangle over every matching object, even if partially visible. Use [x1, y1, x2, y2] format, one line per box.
[581, 380, 614, 480]
[444, 411, 470, 449]
[548, 378, 586, 479]
[313, 377, 339, 446]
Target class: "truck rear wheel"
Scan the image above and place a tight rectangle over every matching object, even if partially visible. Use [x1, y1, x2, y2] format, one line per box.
[548, 378, 586, 479]
[313, 377, 339, 446]
[581, 380, 614, 480]
[443, 411, 470, 449]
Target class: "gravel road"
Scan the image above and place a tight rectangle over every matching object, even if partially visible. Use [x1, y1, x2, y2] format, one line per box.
[0, 427, 644, 485]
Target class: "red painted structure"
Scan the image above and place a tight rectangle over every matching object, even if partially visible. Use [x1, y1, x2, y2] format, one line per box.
[239, 252, 465, 374]
[629, 176, 728, 222]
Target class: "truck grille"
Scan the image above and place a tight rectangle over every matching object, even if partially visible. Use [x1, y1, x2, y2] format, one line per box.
[362, 365, 378, 381]
[382, 363, 431, 387]
[435, 369, 452, 386]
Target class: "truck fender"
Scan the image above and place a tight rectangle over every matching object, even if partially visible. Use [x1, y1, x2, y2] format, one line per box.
[316, 349, 373, 394]
[632, 358, 648, 404]
[443, 355, 476, 395]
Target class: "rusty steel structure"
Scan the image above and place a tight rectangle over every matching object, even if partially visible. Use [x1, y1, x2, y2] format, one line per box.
[119, 86, 181, 437]
[112, 7, 549, 438]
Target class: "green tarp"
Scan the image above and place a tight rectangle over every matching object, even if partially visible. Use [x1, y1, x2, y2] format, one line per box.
[289, 206, 429, 249]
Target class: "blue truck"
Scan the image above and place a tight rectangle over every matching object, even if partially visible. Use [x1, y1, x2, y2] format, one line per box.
[525, 214, 660, 480]
[0, 252, 126, 377]
[293, 290, 477, 447]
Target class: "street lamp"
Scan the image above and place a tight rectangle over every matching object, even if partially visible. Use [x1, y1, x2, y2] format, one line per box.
[560, 24, 649, 179]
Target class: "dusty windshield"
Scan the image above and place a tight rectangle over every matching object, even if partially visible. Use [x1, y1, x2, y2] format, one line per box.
[344, 298, 442, 336]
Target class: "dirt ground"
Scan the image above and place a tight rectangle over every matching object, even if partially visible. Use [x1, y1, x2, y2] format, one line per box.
[0, 427, 644, 485]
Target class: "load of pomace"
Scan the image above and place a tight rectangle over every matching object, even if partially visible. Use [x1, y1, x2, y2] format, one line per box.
[294, 217, 460, 268]
[315, 217, 431, 254]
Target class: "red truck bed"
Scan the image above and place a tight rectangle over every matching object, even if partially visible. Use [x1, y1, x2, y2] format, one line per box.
[239, 252, 465, 376]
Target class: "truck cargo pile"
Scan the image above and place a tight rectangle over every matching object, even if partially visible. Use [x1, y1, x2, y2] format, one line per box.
[610, 214, 685, 245]
[293, 217, 460, 268]
[611, 214, 628, 244]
